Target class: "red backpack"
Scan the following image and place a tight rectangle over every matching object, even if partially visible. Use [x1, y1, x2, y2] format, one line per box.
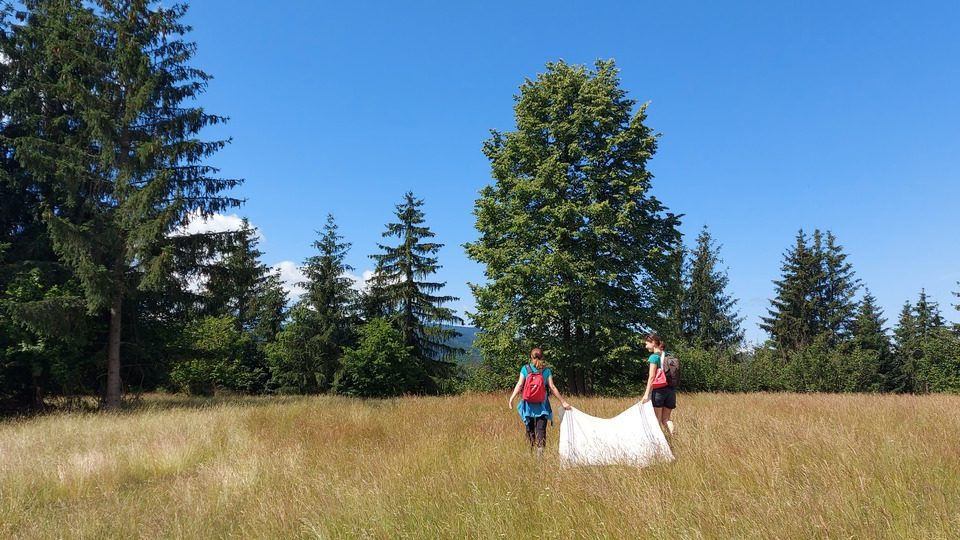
[522, 364, 546, 403]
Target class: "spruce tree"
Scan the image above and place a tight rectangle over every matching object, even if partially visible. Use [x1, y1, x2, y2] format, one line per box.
[913, 289, 945, 336]
[818, 231, 860, 346]
[370, 192, 462, 393]
[853, 291, 891, 354]
[6, 2, 241, 408]
[851, 290, 890, 391]
[890, 301, 917, 392]
[189, 220, 285, 393]
[202, 221, 266, 325]
[269, 215, 357, 394]
[761, 230, 817, 353]
[906, 289, 952, 393]
[762, 229, 859, 353]
[655, 246, 686, 348]
[681, 226, 744, 350]
[0, 2, 101, 408]
[466, 60, 681, 394]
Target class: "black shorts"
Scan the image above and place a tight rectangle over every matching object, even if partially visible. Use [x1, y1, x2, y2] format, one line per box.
[652, 386, 676, 409]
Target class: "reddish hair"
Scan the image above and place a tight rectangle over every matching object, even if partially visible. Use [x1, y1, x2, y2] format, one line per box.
[529, 347, 545, 369]
[645, 333, 664, 347]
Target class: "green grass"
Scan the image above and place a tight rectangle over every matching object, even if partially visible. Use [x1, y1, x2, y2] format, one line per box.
[2, 393, 959, 538]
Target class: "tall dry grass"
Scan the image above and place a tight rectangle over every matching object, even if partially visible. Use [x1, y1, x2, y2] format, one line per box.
[1, 392, 959, 539]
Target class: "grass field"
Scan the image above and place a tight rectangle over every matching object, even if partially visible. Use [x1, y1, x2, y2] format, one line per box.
[2, 392, 959, 539]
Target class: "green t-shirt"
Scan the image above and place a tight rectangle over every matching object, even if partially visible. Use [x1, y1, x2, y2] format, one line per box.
[648, 352, 662, 369]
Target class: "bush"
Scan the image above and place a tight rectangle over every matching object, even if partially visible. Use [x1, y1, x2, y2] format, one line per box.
[170, 315, 260, 395]
[333, 319, 421, 397]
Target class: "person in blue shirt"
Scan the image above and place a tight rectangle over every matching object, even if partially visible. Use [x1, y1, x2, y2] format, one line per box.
[640, 332, 676, 435]
[507, 347, 572, 456]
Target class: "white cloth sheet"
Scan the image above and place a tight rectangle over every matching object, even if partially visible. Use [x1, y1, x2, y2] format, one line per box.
[558, 401, 674, 467]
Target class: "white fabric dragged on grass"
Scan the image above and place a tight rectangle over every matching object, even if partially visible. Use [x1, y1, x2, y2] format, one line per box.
[558, 401, 674, 467]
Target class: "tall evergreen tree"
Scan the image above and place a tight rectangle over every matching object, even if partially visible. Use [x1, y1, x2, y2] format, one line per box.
[181, 220, 286, 393]
[761, 230, 818, 353]
[5, 1, 241, 408]
[655, 245, 686, 348]
[762, 229, 859, 353]
[850, 290, 890, 391]
[913, 289, 945, 336]
[853, 291, 891, 354]
[892, 292, 948, 393]
[466, 60, 681, 394]
[370, 192, 462, 393]
[202, 221, 266, 324]
[818, 231, 860, 345]
[680, 226, 744, 350]
[890, 301, 917, 392]
[269, 215, 357, 393]
[0, 1, 101, 408]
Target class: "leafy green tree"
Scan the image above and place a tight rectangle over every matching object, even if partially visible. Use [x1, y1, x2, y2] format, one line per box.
[333, 318, 419, 398]
[466, 60, 681, 395]
[680, 226, 744, 350]
[197, 220, 285, 393]
[916, 327, 960, 392]
[5, 1, 241, 408]
[268, 215, 357, 393]
[170, 314, 253, 395]
[370, 192, 462, 393]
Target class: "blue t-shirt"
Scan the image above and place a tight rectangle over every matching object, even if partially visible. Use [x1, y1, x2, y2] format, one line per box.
[516, 364, 553, 421]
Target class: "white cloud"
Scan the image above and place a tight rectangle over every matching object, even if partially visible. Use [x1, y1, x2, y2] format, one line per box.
[272, 263, 374, 301]
[172, 210, 259, 239]
[273, 261, 307, 300]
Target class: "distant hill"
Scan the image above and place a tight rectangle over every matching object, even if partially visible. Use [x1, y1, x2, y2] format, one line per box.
[445, 325, 481, 365]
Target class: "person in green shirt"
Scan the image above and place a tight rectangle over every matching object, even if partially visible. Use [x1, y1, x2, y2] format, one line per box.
[640, 332, 676, 435]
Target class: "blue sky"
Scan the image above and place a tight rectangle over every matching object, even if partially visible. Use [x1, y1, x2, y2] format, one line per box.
[181, 1, 960, 344]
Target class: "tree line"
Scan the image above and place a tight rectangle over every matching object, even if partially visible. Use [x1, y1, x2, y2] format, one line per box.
[0, 1, 464, 411]
[461, 59, 960, 397]
[2, 3, 958, 412]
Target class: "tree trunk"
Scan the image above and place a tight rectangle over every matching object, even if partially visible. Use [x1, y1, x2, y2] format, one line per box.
[31, 373, 45, 410]
[104, 294, 123, 409]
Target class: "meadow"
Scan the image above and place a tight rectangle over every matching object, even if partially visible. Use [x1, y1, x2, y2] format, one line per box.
[1, 392, 958, 539]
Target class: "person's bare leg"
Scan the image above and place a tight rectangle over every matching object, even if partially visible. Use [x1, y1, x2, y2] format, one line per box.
[661, 407, 675, 435]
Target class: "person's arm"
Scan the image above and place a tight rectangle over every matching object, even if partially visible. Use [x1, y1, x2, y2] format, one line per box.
[640, 360, 657, 404]
[547, 375, 571, 410]
[507, 373, 525, 410]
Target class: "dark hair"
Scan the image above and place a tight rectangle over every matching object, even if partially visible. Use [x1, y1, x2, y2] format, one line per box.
[645, 333, 664, 347]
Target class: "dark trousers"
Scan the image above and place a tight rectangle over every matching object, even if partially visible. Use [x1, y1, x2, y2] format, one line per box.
[525, 416, 548, 448]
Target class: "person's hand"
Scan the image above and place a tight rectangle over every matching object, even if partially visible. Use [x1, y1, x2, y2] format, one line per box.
[561, 401, 572, 410]
[640, 395, 650, 404]
[507, 399, 513, 411]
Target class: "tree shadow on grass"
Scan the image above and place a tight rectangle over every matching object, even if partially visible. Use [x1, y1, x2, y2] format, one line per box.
[0, 392, 317, 422]
[120, 392, 315, 414]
